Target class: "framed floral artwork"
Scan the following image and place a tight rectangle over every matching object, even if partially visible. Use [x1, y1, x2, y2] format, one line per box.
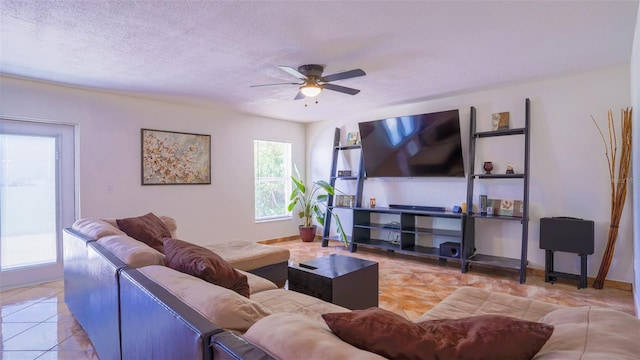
[141, 129, 211, 185]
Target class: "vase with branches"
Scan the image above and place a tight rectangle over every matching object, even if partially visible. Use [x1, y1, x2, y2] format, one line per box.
[591, 107, 633, 289]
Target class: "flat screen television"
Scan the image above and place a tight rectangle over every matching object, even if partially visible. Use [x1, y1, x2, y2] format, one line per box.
[358, 109, 464, 178]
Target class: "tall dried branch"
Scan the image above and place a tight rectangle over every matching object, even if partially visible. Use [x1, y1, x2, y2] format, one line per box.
[593, 107, 632, 289]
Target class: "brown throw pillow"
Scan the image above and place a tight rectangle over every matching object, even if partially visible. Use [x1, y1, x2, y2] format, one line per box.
[163, 238, 250, 298]
[323, 307, 436, 359]
[116, 213, 171, 254]
[417, 315, 554, 360]
[322, 307, 554, 360]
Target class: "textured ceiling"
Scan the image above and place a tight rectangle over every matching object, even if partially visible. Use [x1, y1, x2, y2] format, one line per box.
[1, 1, 638, 122]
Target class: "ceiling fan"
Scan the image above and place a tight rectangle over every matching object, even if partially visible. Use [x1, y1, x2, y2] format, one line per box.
[251, 64, 366, 100]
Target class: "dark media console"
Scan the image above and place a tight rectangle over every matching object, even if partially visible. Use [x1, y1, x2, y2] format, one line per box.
[388, 204, 446, 212]
[350, 206, 471, 272]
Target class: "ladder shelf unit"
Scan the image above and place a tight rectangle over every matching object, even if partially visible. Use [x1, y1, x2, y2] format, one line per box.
[321, 128, 365, 246]
[464, 98, 531, 283]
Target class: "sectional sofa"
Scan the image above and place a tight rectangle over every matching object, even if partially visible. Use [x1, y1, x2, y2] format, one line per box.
[64, 214, 640, 360]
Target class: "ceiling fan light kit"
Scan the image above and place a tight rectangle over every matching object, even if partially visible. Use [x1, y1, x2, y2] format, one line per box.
[300, 83, 322, 97]
[252, 64, 366, 100]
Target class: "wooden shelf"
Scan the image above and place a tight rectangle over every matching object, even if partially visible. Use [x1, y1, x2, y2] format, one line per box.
[335, 145, 361, 151]
[353, 238, 400, 251]
[402, 245, 440, 257]
[470, 214, 524, 221]
[353, 207, 464, 219]
[473, 173, 525, 179]
[474, 128, 525, 138]
[331, 176, 359, 180]
[465, 253, 522, 270]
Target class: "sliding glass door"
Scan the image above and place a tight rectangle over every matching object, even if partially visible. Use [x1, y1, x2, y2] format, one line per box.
[0, 119, 76, 289]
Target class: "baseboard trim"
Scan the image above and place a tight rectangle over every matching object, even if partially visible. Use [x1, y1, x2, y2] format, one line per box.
[258, 235, 301, 244]
[527, 268, 632, 291]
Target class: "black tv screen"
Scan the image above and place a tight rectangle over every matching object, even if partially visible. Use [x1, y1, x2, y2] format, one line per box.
[358, 109, 464, 178]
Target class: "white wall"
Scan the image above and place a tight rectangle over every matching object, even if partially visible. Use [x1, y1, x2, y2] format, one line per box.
[0, 76, 305, 244]
[308, 65, 633, 283]
[631, 2, 640, 315]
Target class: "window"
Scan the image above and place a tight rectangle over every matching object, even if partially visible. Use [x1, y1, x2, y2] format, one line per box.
[254, 140, 292, 222]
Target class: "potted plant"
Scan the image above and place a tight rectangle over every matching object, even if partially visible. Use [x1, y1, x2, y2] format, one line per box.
[288, 166, 348, 247]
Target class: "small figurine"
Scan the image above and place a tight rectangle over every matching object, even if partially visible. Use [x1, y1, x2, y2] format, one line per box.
[506, 164, 515, 174]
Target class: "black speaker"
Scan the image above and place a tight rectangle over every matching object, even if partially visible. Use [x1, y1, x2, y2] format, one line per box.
[540, 217, 594, 254]
[439, 242, 460, 258]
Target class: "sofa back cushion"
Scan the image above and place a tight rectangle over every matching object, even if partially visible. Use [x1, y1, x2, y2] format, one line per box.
[139, 265, 271, 333]
[536, 306, 640, 359]
[103, 215, 177, 238]
[116, 213, 171, 253]
[72, 219, 125, 239]
[97, 235, 165, 268]
[163, 238, 250, 298]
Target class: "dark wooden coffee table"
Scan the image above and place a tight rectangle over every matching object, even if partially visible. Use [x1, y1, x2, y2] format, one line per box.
[287, 254, 378, 310]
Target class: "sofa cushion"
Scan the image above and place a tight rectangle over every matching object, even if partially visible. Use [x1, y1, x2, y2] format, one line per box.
[415, 286, 562, 322]
[139, 265, 271, 333]
[535, 306, 640, 359]
[203, 241, 290, 271]
[323, 307, 554, 360]
[72, 219, 125, 239]
[244, 313, 386, 360]
[237, 270, 278, 294]
[250, 288, 348, 323]
[163, 238, 250, 298]
[116, 212, 171, 253]
[97, 235, 165, 267]
[104, 215, 177, 238]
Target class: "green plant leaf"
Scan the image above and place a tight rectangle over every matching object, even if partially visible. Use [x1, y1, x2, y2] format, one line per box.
[315, 180, 335, 195]
[333, 213, 349, 248]
[291, 176, 305, 194]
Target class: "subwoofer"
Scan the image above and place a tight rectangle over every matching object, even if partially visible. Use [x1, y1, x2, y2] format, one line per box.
[439, 242, 460, 258]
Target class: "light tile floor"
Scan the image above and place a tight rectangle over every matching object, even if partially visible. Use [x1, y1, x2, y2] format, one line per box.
[1, 239, 635, 359]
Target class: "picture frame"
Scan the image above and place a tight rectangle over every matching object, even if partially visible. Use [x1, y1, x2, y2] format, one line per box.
[346, 131, 361, 146]
[488, 198, 523, 217]
[491, 112, 510, 131]
[141, 129, 211, 185]
[335, 195, 355, 208]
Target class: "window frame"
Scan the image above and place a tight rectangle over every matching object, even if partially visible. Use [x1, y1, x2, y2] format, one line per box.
[253, 139, 292, 223]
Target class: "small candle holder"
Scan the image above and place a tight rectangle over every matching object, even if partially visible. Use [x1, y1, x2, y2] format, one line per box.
[506, 164, 515, 174]
[483, 161, 494, 174]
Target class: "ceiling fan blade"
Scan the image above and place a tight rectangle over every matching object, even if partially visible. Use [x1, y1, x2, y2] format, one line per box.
[323, 83, 360, 95]
[279, 65, 307, 80]
[250, 82, 300, 88]
[322, 69, 366, 82]
[294, 91, 305, 100]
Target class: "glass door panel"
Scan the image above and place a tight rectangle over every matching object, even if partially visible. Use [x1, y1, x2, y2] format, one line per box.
[1, 134, 58, 270]
[0, 119, 75, 289]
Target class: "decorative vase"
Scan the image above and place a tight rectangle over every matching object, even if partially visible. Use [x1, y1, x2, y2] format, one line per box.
[483, 161, 493, 174]
[299, 225, 317, 242]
